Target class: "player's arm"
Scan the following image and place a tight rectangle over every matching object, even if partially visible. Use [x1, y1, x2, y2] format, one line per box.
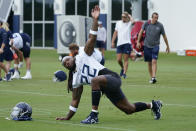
[162, 34, 170, 54]
[0, 43, 5, 54]
[0, 32, 7, 54]
[56, 86, 83, 120]
[136, 29, 144, 49]
[111, 30, 117, 48]
[84, 5, 100, 56]
[128, 14, 135, 24]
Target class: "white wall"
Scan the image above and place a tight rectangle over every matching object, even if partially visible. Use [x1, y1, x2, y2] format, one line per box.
[148, 0, 196, 52]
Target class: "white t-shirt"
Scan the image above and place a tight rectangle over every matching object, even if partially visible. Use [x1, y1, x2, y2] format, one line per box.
[97, 27, 106, 42]
[72, 50, 105, 88]
[115, 20, 133, 46]
[12, 33, 23, 49]
[78, 47, 103, 63]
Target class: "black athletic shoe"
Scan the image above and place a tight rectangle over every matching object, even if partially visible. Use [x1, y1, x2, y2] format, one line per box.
[149, 78, 157, 84]
[81, 112, 99, 124]
[6, 73, 12, 81]
[120, 69, 124, 77]
[152, 100, 162, 120]
[122, 74, 126, 79]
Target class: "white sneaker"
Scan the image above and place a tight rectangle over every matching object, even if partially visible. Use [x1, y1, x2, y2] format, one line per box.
[11, 71, 20, 79]
[18, 62, 23, 68]
[21, 73, 32, 80]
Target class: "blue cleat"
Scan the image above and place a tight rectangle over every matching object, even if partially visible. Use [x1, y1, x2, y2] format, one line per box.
[122, 74, 126, 79]
[120, 69, 124, 77]
[6, 73, 12, 81]
[152, 100, 162, 120]
[81, 112, 99, 124]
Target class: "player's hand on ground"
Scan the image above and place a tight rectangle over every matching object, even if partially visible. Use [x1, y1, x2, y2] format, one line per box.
[91, 5, 100, 19]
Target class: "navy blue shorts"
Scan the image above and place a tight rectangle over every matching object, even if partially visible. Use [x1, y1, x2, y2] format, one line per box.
[144, 45, 159, 62]
[4, 48, 13, 61]
[20, 33, 31, 58]
[96, 40, 105, 48]
[20, 46, 30, 58]
[116, 43, 132, 54]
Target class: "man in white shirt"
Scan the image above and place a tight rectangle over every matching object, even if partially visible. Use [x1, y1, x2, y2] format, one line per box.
[56, 6, 162, 124]
[112, 12, 135, 79]
[96, 21, 106, 56]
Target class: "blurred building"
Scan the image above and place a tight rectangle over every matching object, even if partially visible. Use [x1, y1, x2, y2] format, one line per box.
[7, 0, 148, 50]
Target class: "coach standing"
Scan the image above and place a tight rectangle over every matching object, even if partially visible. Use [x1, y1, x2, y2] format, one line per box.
[137, 12, 170, 84]
[112, 12, 135, 79]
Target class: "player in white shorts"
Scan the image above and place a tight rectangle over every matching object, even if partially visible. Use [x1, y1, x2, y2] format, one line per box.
[56, 5, 162, 124]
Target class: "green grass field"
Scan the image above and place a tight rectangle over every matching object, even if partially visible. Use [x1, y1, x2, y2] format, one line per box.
[0, 49, 196, 131]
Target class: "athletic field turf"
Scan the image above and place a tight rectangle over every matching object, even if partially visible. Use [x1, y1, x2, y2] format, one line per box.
[0, 49, 196, 131]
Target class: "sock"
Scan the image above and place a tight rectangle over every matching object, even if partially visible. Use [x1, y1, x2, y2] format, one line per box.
[134, 102, 148, 112]
[92, 90, 101, 106]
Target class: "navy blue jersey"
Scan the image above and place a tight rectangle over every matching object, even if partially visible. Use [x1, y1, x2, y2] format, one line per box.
[4, 30, 12, 50]
[0, 28, 7, 47]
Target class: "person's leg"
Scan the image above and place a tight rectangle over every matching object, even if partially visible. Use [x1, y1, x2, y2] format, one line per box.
[99, 48, 105, 57]
[117, 53, 123, 69]
[24, 57, 31, 71]
[115, 98, 151, 114]
[81, 75, 107, 124]
[150, 46, 160, 83]
[123, 54, 129, 75]
[148, 61, 153, 78]
[152, 59, 157, 78]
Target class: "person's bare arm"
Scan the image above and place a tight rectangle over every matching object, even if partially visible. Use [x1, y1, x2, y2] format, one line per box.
[56, 86, 83, 120]
[162, 34, 170, 54]
[111, 30, 117, 48]
[84, 5, 100, 56]
[136, 29, 144, 49]
[0, 43, 5, 54]
[128, 14, 135, 24]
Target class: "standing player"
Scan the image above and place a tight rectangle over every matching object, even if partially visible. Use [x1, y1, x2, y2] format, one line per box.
[111, 12, 135, 78]
[137, 12, 170, 83]
[96, 21, 106, 56]
[9, 33, 32, 79]
[0, 21, 11, 81]
[56, 6, 162, 124]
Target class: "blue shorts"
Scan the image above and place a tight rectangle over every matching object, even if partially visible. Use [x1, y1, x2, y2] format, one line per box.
[116, 43, 132, 54]
[20, 46, 30, 58]
[4, 48, 13, 61]
[96, 40, 105, 48]
[20, 33, 31, 58]
[144, 45, 159, 62]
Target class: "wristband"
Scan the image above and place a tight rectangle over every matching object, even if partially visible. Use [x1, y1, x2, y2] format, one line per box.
[89, 29, 97, 35]
[69, 105, 77, 112]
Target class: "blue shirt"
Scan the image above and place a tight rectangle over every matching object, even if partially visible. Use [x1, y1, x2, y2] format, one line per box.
[0, 28, 7, 47]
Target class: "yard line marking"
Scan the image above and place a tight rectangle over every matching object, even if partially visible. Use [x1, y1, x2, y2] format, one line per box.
[0, 116, 136, 131]
[165, 103, 196, 108]
[126, 84, 196, 91]
[0, 90, 65, 97]
[36, 119, 136, 131]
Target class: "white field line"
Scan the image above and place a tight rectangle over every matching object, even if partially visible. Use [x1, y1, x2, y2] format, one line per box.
[0, 90, 65, 97]
[0, 115, 136, 131]
[36, 119, 136, 131]
[125, 84, 196, 91]
[1, 89, 196, 109]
